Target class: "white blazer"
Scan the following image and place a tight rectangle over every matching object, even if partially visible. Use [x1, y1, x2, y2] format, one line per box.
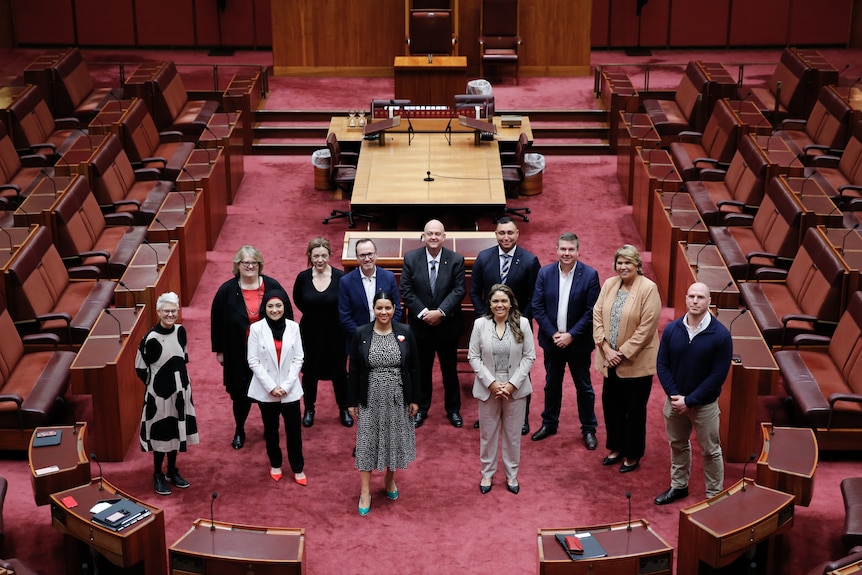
[468, 316, 535, 401]
[247, 319, 304, 403]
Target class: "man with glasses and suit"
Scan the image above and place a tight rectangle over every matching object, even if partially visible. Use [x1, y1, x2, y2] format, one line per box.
[338, 238, 401, 345]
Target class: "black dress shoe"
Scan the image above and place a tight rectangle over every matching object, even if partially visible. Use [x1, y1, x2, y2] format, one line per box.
[448, 412, 463, 428]
[506, 481, 520, 495]
[340, 409, 354, 427]
[302, 409, 315, 428]
[521, 421, 530, 436]
[584, 432, 598, 450]
[231, 433, 244, 450]
[413, 412, 426, 428]
[654, 486, 689, 505]
[479, 482, 492, 494]
[619, 460, 640, 473]
[473, 420, 480, 429]
[602, 454, 621, 466]
[531, 425, 557, 441]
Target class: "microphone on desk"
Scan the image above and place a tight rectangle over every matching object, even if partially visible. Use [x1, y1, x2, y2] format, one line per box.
[845, 76, 862, 97]
[73, 126, 95, 151]
[39, 169, 59, 197]
[424, 170, 434, 182]
[194, 139, 217, 166]
[141, 240, 161, 273]
[170, 185, 191, 214]
[740, 452, 757, 491]
[685, 218, 702, 234]
[210, 491, 218, 531]
[797, 169, 818, 197]
[641, 123, 659, 150]
[154, 217, 173, 240]
[118, 280, 140, 309]
[665, 184, 686, 215]
[0, 226, 13, 252]
[693, 240, 713, 274]
[728, 307, 748, 363]
[657, 166, 675, 191]
[826, 198, 845, 219]
[392, 99, 415, 146]
[626, 491, 632, 532]
[103, 308, 123, 345]
[90, 452, 104, 490]
[840, 223, 860, 255]
[180, 166, 200, 190]
[713, 281, 734, 315]
[736, 90, 753, 110]
[763, 128, 780, 152]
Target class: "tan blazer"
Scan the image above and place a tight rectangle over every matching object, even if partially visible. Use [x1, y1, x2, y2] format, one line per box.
[593, 274, 661, 378]
[468, 316, 535, 401]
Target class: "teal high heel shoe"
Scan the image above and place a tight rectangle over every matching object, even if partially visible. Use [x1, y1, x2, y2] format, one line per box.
[358, 494, 371, 516]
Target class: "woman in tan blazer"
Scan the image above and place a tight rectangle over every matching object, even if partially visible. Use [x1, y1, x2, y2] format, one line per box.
[593, 245, 662, 473]
[468, 284, 535, 495]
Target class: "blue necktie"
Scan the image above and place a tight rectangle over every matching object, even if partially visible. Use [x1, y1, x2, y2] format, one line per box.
[500, 254, 511, 284]
[429, 260, 437, 295]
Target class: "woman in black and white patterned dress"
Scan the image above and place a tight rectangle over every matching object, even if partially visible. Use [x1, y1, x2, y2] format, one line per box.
[136, 292, 199, 496]
[347, 292, 420, 516]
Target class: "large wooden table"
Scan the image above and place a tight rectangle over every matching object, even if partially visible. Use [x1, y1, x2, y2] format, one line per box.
[537, 519, 673, 574]
[349, 131, 506, 225]
[50, 479, 167, 575]
[394, 56, 467, 106]
[69, 307, 149, 461]
[169, 519, 306, 575]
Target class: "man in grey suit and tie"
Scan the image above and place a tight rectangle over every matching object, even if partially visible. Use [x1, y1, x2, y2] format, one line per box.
[400, 219, 467, 428]
[470, 216, 540, 435]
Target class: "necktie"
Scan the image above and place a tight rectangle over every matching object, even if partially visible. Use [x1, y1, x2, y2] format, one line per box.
[500, 254, 511, 284]
[429, 260, 437, 295]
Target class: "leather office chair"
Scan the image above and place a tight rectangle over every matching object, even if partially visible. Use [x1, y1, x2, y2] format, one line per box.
[668, 98, 740, 181]
[5, 84, 79, 160]
[407, 11, 457, 55]
[739, 227, 848, 347]
[777, 85, 853, 164]
[119, 99, 195, 180]
[500, 132, 531, 221]
[52, 175, 147, 279]
[479, 0, 521, 84]
[322, 133, 372, 228]
[4, 226, 116, 345]
[709, 176, 804, 280]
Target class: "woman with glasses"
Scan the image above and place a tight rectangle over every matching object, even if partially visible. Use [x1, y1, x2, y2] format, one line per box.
[293, 237, 351, 428]
[211, 245, 292, 450]
[136, 292, 199, 496]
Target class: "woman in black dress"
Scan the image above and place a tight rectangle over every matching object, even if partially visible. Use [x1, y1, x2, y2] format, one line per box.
[347, 292, 420, 516]
[292, 237, 351, 428]
[211, 245, 292, 450]
[136, 292, 199, 496]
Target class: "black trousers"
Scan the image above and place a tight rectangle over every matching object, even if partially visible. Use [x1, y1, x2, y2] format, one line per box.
[416, 330, 461, 416]
[601, 370, 652, 459]
[302, 371, 347, 410]
[259, 400, 304, 473]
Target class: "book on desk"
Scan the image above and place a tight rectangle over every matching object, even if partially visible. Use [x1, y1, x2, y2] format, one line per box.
[91, 498, 151, 531]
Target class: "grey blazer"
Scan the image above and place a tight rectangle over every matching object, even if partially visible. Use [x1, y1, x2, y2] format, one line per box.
[468, 316, 536, 401]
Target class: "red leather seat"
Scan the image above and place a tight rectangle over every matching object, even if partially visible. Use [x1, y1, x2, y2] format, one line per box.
[748, 48, 813, 122]
[50, 48, 118, 123]
[669, 98, 741, 180]
[118, 98, 194, 180]
[642, 61, 710, 138]
[778, 85, 854, 163]
[147, 61, 219, 139]
[5, 84, 79, 159]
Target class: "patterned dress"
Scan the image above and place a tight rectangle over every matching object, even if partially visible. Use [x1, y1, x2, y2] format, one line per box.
[136, 324, 199, 453]
[354, 332, 416, 472]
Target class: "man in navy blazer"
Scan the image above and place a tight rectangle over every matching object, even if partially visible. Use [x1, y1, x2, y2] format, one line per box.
[530, 232, 601, 450]
[470, 216, 540, 434]
[338, 238, 402, 346]
[400, 219, 466, 428]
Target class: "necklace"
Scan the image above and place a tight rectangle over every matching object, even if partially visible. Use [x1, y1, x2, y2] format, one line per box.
[241, 278, 263, 317]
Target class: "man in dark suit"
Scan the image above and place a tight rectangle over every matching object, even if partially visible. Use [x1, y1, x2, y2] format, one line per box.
[338, 238, 402, 345]
[400, 219, 466, 428]
[470, 216, 540, 434]
[530, 232, 601, 450]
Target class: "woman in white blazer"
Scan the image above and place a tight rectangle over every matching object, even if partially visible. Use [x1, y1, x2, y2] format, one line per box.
[468, 284, 536, 495]
[247, 289, 307, 485]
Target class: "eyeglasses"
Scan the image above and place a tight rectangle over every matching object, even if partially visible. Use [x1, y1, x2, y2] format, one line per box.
[357, 252, 376, 261]
[240, 261, 260, 268]
[160, 309, 179, 316]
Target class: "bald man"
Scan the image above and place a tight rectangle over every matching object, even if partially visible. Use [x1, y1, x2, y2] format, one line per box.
[654, 282, 733, 505]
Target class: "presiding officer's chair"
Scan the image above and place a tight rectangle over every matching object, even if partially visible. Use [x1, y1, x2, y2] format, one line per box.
[479, 0, 521, 84]
[407, 10, 457, 55]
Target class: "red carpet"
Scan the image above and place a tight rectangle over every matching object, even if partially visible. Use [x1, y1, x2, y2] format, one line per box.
[1, 46, 861, 574]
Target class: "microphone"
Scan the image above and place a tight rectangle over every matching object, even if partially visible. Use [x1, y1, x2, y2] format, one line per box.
[826, 198, 845, 219]
[90, 452, 104, 490]
[154, 217, 172, 235]
[665, 183, 686, 214]
[846, 76, 862, 97]
[626, 491, 632, 531]
[736, 91, 753, 112]
[141, 240, 162, 272]
[210, 491, 218, 530]
[740, 452, 756, 491]
[729, 308, 748, 363]
[657, 167, 675, 191]
[39, 169, 59, 197]
[713, 281, 734, 313]
[685, 218, 702, 234]
[180, 166, 200, 190]
[74, 126, 95, 151]
[118, 280, 139, 309]
[0, 226, 13, 251]
[444, 104, 459, 146]
[171, 185, 191, 213]
[840, 223, 860, 254]
[103, 308, 123, 344]
[693, 240, 713, 273]
[424, 170, 434, 182]
[392, 99, 415, 146]
[194, 140, 217, 165]
[798, 170, 818, 196]
[640, 123, 659, 150]
[763, 128, 780, 152]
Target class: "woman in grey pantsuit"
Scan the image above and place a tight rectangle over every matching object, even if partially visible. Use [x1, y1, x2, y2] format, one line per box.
[468, 284, 535, 495]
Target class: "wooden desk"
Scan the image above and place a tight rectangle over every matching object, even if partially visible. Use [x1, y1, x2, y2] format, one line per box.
[147, 192, 206, 306]
[175, 148, 228, 250]
[200, 111, 244, 204]
[673, 243, 740, 315]
[349, 132, 505, 225]
[329, 115, 532, 143]
[829, 561, 862, 574]
[50, 479, 167, 575]
[114, 241, 181, 328]
[615, 113, 660, 205]
[394, 56, 467, 106]
[729, 99, 772, 138]
[756, 423, 817, 507]
[651, 190, 710, 307]
[70, 307, 149, 461]
[28, 422, 90, 506]
[0, 225, 40, 303]
[223, 69, 263, 155]
[537, 520, 673, 575]
[599, 70, 639, 153]
[88, 99, 134, 136]
[677, 479, 794, 575]
[632, 149, 682, 250]
[753, 133, 806, 181]
[12, 175, 74, 230]
[54, 133, 107, 180]
[778, 175, 844, 230]
[819, 225, 862, 305]
[169, 519, 306, 575]
[715, 308, 779, 462]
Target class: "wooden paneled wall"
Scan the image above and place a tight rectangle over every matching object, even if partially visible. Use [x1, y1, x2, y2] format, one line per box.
[271, 0, 592, 77]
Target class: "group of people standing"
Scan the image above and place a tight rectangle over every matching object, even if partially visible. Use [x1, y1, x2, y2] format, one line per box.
[134, 216, 733, 514]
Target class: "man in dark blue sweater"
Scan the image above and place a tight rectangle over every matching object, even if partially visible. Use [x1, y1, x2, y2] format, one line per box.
[654, 282, 733, 505]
